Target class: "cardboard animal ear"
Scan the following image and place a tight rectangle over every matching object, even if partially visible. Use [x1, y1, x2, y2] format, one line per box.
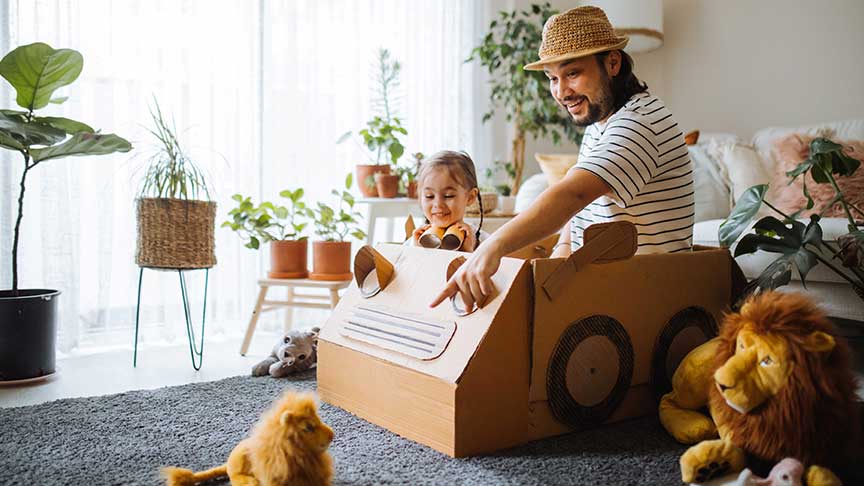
[405, 215, 416, 242]
[355, 245, 395, 298]
[802, 331, 836, 354]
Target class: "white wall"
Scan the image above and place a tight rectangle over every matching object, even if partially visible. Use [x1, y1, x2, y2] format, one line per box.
[499, 0, 864, 180]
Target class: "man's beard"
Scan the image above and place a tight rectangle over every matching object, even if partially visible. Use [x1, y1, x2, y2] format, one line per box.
[568, 77, 615, 127]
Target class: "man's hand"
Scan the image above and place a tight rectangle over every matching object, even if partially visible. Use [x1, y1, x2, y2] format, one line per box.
[430, 239, 503, 310]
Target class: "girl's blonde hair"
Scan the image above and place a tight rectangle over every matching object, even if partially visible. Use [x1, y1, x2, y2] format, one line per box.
[417, 150, 484, 241]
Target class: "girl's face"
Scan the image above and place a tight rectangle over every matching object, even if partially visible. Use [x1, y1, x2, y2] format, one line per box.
[420, 168, 478, 228]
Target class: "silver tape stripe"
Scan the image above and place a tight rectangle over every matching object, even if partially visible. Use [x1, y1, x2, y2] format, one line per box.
[350, 310, 442, 337]
[345, 320, 437, 348]
[343, 325, 433, 354]
[355, 305, 448, 330]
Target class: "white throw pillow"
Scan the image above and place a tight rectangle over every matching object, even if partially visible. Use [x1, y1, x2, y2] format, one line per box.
[689, 144, 731, 222]
[717, 142, 773, 206]
[515, 173, 548, 213]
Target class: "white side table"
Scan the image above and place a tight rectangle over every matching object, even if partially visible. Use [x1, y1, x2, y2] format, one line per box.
[239, 277, 352, 355]
[356, 197, 425, 244]
[465, 211, 517, 234]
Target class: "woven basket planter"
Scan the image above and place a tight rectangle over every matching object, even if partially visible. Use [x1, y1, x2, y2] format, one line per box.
[136, 198, 217, 269]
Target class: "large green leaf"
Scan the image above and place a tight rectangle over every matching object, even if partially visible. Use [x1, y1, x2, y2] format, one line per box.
[0, 42, 83, 110]
[30, 132, 132, 162]
[0, 130, 24, 151]
[719, 184, 768, 247]
[0, 111, 66, 146]
[34, 116, 93, 134]
[734, 215, 820, 286]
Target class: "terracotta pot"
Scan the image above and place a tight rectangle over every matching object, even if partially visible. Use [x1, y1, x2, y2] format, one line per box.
[310, 241, 354, 281]
[268, 240, 308, 279]
[356, 164, 391, 197]
[374, 173, 400, 198]
[406, 180, 418, 199]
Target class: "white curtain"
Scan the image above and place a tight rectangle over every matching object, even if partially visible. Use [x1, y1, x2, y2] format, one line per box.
[0, 0, 492, 354]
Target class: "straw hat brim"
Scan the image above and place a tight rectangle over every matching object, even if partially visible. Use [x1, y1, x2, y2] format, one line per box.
[523, 37, 628, 71]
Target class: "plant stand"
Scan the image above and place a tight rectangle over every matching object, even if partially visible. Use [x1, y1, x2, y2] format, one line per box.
[133, 267, 210, 370]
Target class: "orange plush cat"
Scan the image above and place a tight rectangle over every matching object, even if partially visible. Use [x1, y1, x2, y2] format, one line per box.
[162, 391, 334, 486]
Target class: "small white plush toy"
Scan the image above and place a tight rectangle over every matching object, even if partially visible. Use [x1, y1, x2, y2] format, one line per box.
[251, 327, 319, 378]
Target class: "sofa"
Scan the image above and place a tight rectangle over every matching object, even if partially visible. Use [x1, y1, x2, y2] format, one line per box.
[517, 119, 864, 322]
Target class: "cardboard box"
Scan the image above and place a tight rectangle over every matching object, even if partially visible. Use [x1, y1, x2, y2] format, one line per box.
[318, 222, 743, 457]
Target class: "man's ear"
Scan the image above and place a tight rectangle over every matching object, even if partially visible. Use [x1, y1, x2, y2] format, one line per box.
[802, 331, 836, 354]
[605, 50, 622, 77]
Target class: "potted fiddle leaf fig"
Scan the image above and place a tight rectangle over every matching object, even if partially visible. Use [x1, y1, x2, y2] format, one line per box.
[0, 43, 132, 382]
[223, 188, 313, 279]
[337, 48, 406, 198]
[309, 174, 367, 280]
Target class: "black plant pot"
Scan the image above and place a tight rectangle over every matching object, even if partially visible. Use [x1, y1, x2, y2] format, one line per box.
[0, 289, 60, 382]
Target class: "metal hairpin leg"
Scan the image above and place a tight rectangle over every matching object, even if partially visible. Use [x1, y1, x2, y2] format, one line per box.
[133, 267, 210, 370]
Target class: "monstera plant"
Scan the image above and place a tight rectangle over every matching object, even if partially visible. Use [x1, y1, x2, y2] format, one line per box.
[719, 138, 863, 303]
[0, 43, 132, 382]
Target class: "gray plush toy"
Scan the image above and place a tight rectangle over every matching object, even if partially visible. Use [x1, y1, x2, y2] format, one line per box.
[251, 326, 319, 378]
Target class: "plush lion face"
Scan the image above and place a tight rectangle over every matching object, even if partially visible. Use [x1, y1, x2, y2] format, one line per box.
[714, 326, 834, 413]
[279, 397, 334, 453]
[708, 291, 859, 466]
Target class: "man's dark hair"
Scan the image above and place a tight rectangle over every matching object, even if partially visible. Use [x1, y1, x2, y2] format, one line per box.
[595, 51, 648, 112]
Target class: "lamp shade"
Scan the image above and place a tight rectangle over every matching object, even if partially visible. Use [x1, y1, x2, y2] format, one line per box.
[584, 0, 664, 53]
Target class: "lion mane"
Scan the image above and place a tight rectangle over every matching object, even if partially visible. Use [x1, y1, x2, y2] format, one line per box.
[708, 292, 859, 468]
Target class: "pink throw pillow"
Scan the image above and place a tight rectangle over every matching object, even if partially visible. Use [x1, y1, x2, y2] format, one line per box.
[768, 134, 864, 221]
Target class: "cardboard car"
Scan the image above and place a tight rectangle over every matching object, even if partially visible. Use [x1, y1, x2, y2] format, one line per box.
[317, 221, 744, 457]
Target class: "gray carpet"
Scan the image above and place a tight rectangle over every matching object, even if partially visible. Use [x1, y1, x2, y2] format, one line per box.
[0, 370, 688, 486]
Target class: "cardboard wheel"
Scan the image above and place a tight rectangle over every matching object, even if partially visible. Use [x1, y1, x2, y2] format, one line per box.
[546, 315, 634, 429]
[649, 306, 718, 402]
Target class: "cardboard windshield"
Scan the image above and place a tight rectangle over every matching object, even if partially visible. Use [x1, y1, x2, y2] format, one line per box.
[319, 244, 528, 384]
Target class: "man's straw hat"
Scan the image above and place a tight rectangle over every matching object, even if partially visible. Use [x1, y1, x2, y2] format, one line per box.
[524, 6, 628, 71]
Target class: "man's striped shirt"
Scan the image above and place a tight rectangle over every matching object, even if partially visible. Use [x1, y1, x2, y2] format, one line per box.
[570, 92, 694, 254]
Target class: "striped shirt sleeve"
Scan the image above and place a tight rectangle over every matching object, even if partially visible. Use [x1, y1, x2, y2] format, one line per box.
[576, 114, 660, 207]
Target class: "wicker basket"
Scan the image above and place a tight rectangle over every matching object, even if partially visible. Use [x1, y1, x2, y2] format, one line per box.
[136, 198, 217, 269]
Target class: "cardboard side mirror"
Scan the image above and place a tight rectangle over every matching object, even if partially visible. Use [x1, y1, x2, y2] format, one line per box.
[354, 245, 395, 298]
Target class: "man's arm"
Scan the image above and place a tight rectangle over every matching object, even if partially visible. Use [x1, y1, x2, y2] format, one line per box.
[430, 168, 609, 308]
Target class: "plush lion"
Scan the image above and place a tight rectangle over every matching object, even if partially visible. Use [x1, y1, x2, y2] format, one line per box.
[659, 291, 859, 485]
[162, 391, 334, 486]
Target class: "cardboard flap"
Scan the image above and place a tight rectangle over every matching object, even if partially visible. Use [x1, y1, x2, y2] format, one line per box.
[542, 221, 637, 300]
[320, 244, 529, 384]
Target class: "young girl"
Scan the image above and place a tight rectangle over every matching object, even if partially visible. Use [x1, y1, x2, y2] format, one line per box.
[410, 150, 489, 252]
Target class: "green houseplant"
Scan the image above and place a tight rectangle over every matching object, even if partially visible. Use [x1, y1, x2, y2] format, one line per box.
[467, 3, 584, 196]
[718, 138, 864, 303]
[0, 43, 132, 382]
[309, 174, 367, 280]
[485, 159, 518, 213]
[338, 48, 407, 198]
[223, 188, 313, 279]
[395, 151, 423, 198]
[136, 99, 216, 270]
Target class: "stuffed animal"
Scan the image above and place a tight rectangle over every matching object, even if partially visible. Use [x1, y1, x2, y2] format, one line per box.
[695, 458, 804, 486]
[252, 326, 319, 378]
[162, 391, 334, 486]
[659, 291, 859, 486]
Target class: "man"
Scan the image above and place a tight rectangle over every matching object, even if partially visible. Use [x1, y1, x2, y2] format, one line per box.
[431, 6, 693, 310]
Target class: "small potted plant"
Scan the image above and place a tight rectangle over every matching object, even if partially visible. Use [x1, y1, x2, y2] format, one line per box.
[337, 49, 406, 198]
[0, 43, 132, 382]
[309, 174, 367, 281]
[485, 159, 518, 214]
[223, 189, 313, 278]
[396, 151, 423, 198]
[136, 99, 216, 270]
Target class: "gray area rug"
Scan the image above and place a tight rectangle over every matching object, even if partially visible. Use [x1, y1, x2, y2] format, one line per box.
[0, 370, 688, 485]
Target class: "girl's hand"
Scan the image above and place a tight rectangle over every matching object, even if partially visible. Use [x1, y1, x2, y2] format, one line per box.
[454, 222, 477, 252]
[412, 224, 431, 246]
[430, 238, 503, 311]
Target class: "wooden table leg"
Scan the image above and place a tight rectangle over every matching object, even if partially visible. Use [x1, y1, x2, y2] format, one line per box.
[240, 285, 268, 355]
[283, 286, 295, 333]
[329, 288, 340, 308]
